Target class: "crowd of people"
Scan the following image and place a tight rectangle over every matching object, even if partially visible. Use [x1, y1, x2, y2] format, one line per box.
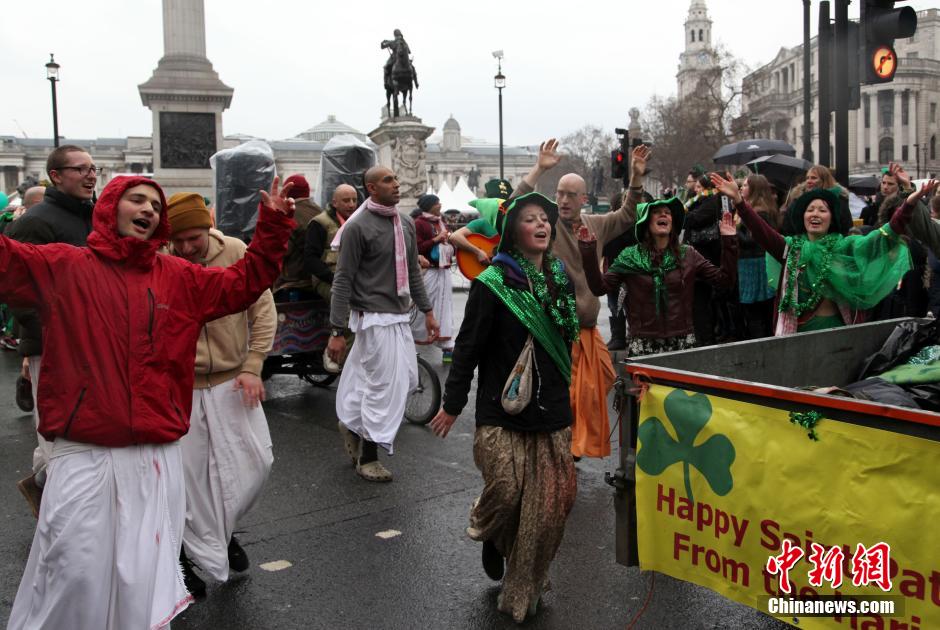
[1, 138, 938, 628]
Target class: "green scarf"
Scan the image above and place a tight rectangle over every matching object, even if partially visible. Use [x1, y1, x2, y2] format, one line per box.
[770, 226, 911, 315]
[609, 245, 688, 315]
[476, 259, 575, 383]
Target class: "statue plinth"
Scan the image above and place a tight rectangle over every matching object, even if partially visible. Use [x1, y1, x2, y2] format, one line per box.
[368, 116, 434, 212]
[138, 0, 233, 197]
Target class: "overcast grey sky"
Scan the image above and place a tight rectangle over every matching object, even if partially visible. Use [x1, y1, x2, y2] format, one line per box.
[2, 0, 936, 146]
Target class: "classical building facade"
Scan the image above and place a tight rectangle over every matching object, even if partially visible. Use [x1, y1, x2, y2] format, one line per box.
[741, 8, 940, 177]
[676, 0, 721, 101]
[0, 112, 536, 206]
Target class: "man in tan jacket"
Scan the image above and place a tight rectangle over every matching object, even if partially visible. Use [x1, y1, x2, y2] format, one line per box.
[166, 192, 277, 597]
[510, 140, 650, 460]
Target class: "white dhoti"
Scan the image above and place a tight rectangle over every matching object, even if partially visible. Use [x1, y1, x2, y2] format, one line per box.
[180, 378, 273, 582]
[28, 355, 53, 484]
[9, 439, 191, 630]
[336, 311, 417, 453]
[410, 267, 454, 350]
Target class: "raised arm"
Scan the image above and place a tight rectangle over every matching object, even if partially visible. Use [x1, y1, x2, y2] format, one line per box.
[587, 144, 650, 246]
[694, 214, 739, 291]
[192, 178, 296, 322]
[892, 179, 939, 241]
[577, 227, 621, 296]
[516, 138, 562, 197]
[710, 172, 786, 261]
[0, 236, 61, 309]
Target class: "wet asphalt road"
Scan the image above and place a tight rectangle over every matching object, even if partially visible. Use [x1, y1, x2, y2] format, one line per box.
[0, 281, 790, 629]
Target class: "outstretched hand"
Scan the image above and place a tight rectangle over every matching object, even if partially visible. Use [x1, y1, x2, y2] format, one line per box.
[905, 179, 939, 206]
[718, 211, 736, 237]
[577, 225, 597, 245]
[889, 162, 912, 190]
[631, 144, 651, 180]
[709, 172, 743, 205]
[536, 138, 561, 172]
[259, 176, 296, 215]
[430, 408, 458, 438]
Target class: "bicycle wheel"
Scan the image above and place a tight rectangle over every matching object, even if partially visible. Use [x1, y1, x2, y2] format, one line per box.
[404, 355, 441, 425]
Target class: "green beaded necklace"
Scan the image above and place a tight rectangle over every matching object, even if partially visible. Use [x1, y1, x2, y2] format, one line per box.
[509, 251, 580, 344]
[778, 234, 840, 317]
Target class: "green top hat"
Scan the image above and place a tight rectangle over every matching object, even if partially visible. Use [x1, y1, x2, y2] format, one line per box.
[497, 192, 559, 253]
[786, 187, 842, 235]
[634, 197, 685, 242]
[484, 178, 514, 199]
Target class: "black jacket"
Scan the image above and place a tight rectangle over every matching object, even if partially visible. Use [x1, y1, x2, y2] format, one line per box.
[443, 262, 573, 433]
[5, 187, 93, 356]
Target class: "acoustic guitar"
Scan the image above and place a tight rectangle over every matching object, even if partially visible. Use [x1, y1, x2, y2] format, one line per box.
[455, 232, 500, 280]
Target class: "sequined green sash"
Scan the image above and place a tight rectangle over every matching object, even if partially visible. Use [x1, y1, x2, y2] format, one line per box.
[476, 266, 572, 383]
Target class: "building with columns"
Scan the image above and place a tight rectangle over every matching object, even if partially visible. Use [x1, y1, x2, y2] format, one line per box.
[677, 0, 721, 102]
[740, 8, 940, 178]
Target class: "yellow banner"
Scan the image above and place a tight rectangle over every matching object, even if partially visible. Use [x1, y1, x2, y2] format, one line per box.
[636, 384, 940, 629]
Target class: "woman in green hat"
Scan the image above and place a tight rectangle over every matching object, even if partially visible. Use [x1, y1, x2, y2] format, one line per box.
[579, 197, 738, 356]
[710, 172, 929, 334]
[430, 192, 579, 623]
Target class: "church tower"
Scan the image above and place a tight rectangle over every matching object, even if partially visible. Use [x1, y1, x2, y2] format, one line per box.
[677, 0, 719, 101]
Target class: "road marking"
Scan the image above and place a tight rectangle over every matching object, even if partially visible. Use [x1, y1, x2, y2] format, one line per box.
[259, 560, 293, 572]
[375, 529, 402, 539]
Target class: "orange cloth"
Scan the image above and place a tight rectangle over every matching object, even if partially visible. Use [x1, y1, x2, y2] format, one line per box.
[569, 327, 616, 458]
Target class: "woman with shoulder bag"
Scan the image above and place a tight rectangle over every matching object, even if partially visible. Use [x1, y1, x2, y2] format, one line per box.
[430, 192, 579, 624]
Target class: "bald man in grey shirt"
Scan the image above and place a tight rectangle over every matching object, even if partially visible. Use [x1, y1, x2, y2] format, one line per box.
[327, 167, 438, 482]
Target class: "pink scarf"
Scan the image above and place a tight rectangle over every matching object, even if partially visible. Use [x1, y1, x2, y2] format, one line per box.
[331, 198, 409, 298]
[421, 212, 454, 267]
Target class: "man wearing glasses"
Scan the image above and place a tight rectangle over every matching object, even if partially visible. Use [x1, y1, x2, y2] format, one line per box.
[508, 139, 650, 462]
[6, 144, 98, 517]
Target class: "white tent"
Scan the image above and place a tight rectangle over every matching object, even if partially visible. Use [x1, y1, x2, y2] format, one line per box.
[439, 176, 478, 214]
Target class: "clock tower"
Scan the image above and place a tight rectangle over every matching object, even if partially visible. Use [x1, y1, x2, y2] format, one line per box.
[677, 0, 720, 101]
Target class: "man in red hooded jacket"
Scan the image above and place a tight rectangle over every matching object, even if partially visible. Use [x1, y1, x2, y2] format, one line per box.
[2, 175, 295, 630]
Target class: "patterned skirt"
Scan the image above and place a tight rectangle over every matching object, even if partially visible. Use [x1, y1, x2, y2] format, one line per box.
[467, 425, 577, 623]
[627, 333, 697, 358]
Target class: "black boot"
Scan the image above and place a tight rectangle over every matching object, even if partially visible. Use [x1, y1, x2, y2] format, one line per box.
[180, 547, 207, 597]
[607, 315, 626, 351]
[481, 539, 504, 581]
[228, 536, 250, 572]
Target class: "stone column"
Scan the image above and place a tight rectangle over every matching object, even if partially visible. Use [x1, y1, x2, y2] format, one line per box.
[908, 89, 917, 167]
[894, 90, 903, 163]
[868, 91, 878, 165]
[138, 0, 233, 197]
[368, 116, 435, 212]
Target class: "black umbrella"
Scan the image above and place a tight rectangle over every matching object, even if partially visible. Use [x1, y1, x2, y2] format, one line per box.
[848, 175, 880, 195]
[745, 154, 813, 189]
[712, 138, 796, 165]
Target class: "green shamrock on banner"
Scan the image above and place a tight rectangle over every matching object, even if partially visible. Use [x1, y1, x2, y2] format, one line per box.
[637, 389, 736, 503]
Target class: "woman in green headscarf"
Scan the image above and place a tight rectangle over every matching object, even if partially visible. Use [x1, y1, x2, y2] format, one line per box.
[429, 192, 580, 623]
[579, 198, 738, 356]
[710, 172, 929, 334]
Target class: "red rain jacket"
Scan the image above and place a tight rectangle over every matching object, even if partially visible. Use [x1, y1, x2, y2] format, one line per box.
[0, 176, 294, 447]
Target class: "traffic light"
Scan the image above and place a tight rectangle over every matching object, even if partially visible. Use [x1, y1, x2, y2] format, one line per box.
[860, 0, 917, 84]
[611, 149, 626, 179]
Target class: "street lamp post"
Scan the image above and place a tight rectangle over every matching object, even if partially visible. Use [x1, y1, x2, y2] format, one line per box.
[45, 54, 60, 148]
[493, 51, 505, 181]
